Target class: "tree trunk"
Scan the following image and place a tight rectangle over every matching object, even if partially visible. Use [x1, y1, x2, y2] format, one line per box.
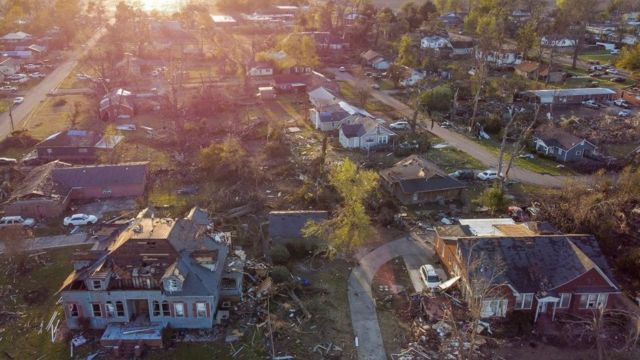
[504, 106, 539, 179]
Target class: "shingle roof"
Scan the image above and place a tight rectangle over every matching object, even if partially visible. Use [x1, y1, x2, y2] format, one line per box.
[379, 155, 466, 194]
[269, 210, 328, 240]
[361, 49, 383, 62]
[457, 235, 618, 293]
[36, 130, 100, 148]
[534, 125, 586, 150]
[51, 162, 148, 191]
[319, 109, 350, 123]
[340, 115, 395, 139]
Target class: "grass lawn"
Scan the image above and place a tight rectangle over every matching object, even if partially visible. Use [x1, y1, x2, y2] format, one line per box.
[21, 95, 100, 140]
[185, 65, 219, 82]
[0, 246, 91, 359]
[477, 139, 576, 176]
[578, 53, 614, 65]
[337, 80, 396, 117]
[0, 99, 10, 113]
[602, 142, 639, 158]
[425, 145, 486, 173]
[147, 335, 268, 359]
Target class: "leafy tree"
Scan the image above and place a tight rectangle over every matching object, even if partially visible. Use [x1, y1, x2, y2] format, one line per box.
[387, 63, 404, 88]
[617, 43, 640, 71]
[515, 21, 539, 58]
[555, 0, 601, 69]
[419, 85, 453, 114]
[395, 35, 418, 68]
[475, 184, 508, 215]
[271, 265, 291, 283]
[278, 34, 321, 68]
[376, 7, 396, 42]
[302, 160, 378, 253]
[199, 136, 249, 178]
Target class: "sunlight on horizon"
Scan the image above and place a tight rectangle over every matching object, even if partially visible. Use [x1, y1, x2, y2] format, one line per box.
[135, 0, 186, 12]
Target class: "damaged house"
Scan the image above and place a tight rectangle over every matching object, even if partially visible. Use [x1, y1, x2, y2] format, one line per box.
[59, 208, 244, 348]
[434, 219, 620, 322]
[2, 161, 148, 218]
[379, 155, 466, 205]
[533, 125, 597, 162]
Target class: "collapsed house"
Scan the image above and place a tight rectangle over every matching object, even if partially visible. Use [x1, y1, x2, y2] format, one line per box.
[59, 208, 244, 348]
[2, 161, 148, 218]
[379, 155, 466, 205]
[434, 219, 620, 322]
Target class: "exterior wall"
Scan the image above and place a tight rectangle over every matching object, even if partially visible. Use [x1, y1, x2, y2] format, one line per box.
[339, 131, 356, 149]
[534, 139, 594, 162]
[4, 194, 69, 219]
[248, 68, 273, 77]
[36, 146, 97, 161]
[551, 268, 618, 314]
[68, 183, 146, 200]
[387, 183, 463, 205]
[61, 290, 217, 330]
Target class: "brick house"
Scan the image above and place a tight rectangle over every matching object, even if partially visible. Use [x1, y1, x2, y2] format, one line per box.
[59, 208, 244, 347]
[379, 155, 466, 205]
[35, 130, 101, 162]
[434, 220, 620, 322]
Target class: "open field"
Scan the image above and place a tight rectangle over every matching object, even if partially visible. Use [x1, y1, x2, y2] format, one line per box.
[20, 94, 100, 140]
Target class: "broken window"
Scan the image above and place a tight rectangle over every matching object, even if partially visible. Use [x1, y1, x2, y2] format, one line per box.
[174, 303, 185, 317]
[115, 301, 125, 317]
[91, 303, 102, 318]
[559, 293, 571, 309]
[161, 301, 170, 316]
[152, 300, 161, 316]
[579, 294, 607, 309]
[514, 293, 533, 310]
[68, 303, 79, 317]
[106, 301, 115, 317]
[92, 280, 102, 290]
[196, 302, 207, 318]
[480, 299, 507, 317]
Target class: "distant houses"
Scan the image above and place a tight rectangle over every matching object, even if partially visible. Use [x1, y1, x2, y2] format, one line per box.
[360, 50, 391, 70]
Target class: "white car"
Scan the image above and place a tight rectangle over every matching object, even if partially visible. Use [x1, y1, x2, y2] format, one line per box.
[0, 216, 36, 228]
[64, 213, 98, 226]
[389, 121, 410, 130]
[419, 264, 442, 289]
[477, 169, 500, 180]
[338, 66, 346, 72]
[613, 99, 630, 109]
[29, 72, 46, 78]
[13, 97, 24, 104]
[618, 110, 632, 117]
[606, 68, 619, 75]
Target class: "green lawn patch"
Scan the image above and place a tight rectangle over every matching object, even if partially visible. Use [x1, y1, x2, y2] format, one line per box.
[476, 139, 575, 176]
[337, 80, 395, 116]
[579, 53, 614, 64]
[425, 145, 485, 172]
[0, 246, 91, 359]
[21, 95, 100, 140]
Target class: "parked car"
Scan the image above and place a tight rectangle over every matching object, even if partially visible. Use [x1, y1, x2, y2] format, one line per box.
[177, 186, 199, 195]
[612, 76, 626, 83]
[477, 169, 499, 180]
[614, 99, 630, 109]
[610, 49, 620, 55]
[13, 97, 24, 105]
[371, 83, 380, 89]
[440, 121, 453, 129]
[618, 110, 632, 117]
[63, 213, 98, 226]
[448, 169, 475, 180]
[0, 157, 17, 165]
[419, 264, 442, 289]
[389, 121, 410, 130]
[29, 72, 46, 78]
[590, 71, 604, 77]
[0, 86, 17, 92]
[0, 216, 36, 228]
[582, 100, 600, 109]
[338, 66, 346, 72]
[606, 68, 619, 75]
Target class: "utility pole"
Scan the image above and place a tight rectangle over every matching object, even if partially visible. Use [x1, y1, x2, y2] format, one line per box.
[8, 104, 15, 132]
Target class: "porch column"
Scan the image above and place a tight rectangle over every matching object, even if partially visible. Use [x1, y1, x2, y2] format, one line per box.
[534, 301, 540, 322]
[552, 301, 557, 321]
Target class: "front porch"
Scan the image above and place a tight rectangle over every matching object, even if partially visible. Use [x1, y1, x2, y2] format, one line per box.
[100, 322, 165, 350]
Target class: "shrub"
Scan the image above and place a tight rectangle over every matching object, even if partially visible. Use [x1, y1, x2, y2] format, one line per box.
[271, 265, 291, 283]
[475, 184, 509, 215]
[270, 244, 290, 265]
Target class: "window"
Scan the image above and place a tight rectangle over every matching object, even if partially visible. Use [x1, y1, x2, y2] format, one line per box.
[481, 299, 508, 317]
[166, 279, 178, 292]
[92, 280, 102, 290]
[152, 300, 161, 316]
[559, 293, 572, 309]
[115, 301, 125, 317]
[580, 294, 608, 309]
[106, 301, 115, 317]
[576, 150, 583, 157]
[68, 303, 79, 317]
[514, 293, 534, 310]
[174, 303, 185, 317]
[91, 303, 102, 318]
[196, 302, 207, 318]
[161, 301, 170, 316]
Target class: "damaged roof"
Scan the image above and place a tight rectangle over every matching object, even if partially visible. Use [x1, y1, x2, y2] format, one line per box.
[36, 130, 100, 148]
[534, 125, 590, 150]
[269, 210, 328, 240]
[52, 162, 147, 192]
[457, 235, 619, 293]
[379, 155, 466, 194]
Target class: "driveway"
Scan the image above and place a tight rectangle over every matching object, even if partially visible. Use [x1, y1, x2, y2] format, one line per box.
[349, 235, 436, 360]
[0, 26, 106, 140]
[0, 233, 94, 254]
[331, 69, 584, 188]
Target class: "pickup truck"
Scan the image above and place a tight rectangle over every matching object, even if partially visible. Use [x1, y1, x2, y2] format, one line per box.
[613, 99, 630, 109]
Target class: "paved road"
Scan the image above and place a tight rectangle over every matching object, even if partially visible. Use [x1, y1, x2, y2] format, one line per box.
[0, 233, 93, 254]
[0, 27, 106, 140]
[349, 235, 435, 360]
[331, 69, 581, 188]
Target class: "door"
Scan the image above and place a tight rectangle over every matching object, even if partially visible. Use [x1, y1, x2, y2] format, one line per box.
[539, 301, 548, 314]
[128, 299, 150, 322]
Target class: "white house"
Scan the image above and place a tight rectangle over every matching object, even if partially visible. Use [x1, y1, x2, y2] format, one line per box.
[476, 47, 523, 67]
[541, 37, 576, 48]
[420, 36, 451, 50]
[339, 115, 396, 150]
[247, 61, 274, 77]
[310, 104, 351, 131]
[308, 86, 338, 108]
[0, 31, 32, 43]
[400, 67, 426, 87]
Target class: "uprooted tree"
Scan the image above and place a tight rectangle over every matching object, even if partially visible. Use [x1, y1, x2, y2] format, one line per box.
[302, 159, 378, 253]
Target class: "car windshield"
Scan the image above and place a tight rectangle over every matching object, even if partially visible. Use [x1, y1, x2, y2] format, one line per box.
[73, 215, 85, 220]
[427, 275, 440, 283]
